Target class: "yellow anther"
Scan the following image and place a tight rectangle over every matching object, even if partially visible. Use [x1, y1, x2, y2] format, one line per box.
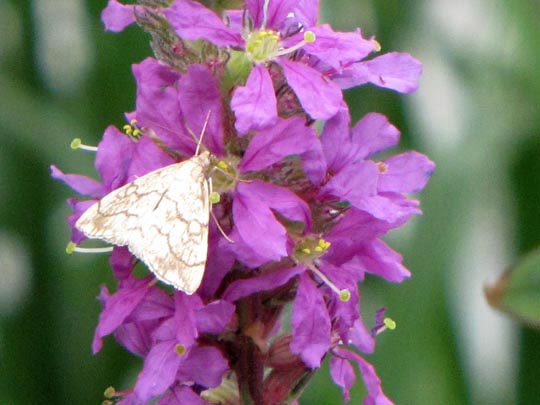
[210, 192, 221, 204]
[372, 39, 381, 52]
[339, 289, 351, 302]
[302, 248, 311, 254]
[122, 124, 131, 132]
[132, 129, 141, 138]
[66, 241, 76, 255]
[175, 344, 187, 356]
[217, 160, 229, 170]
[70, 138, 82, 150]
[304, 31, 316, 43]
[384, 317, 396, 330]
[314, 246, 323, 252]
[103, 386, 116, 398]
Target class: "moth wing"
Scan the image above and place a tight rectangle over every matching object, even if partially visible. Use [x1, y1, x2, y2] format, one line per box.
[76, 153, 211, 294]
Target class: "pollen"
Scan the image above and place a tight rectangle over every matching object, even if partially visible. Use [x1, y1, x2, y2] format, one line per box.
[384, 317, 396, 330]
[210, 191, 221, 204]
[103, 386, 116, 398]
[245, 29, 281, 63]
[217, 160, 230, 171]
[303, 31, 316, 43]
[339, 289, 351, 302]
[123, 120, 142, 140]
[314, 239, 331, 252]
[66, 241, 76, 254]
[175, 344, 187, 356]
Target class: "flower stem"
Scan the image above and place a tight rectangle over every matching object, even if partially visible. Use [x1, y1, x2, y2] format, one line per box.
[236, 298, 265, 405]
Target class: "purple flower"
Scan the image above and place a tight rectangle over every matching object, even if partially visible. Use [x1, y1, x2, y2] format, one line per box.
[51, 1, 435, 403]
[132, 58, 225, 156]
[101, 0, 139, 32]
[331, 347, 393, 404]
[228, 117, 317, 267]
[317, 108, 434, 223]
[163, 0, 379, 132]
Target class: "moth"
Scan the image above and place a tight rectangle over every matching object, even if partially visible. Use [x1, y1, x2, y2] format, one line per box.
[76, 151, 212, 295]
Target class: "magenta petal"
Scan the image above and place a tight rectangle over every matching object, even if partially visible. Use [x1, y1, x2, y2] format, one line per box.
[239, 117, 317, 172]
[334, 347, 393, 405]
[330, 357, 356, 402]
[231, 65, 277, 135]
[304, 25, 376, 70]
[164, 0, 243, 47]
[195, 300, 235, 334]
[246, 0, 298, 29]
[338, 52, 422, 93]
[197, 235, 236, 299]
[177, 346, 229, 388]
[363, 52, 422, 93]
[128, 287, 174, 323]
[174, 293, 202, 346]
[323, 161, 379, 201]
[134, 340, 182, 401]
[157, 386, 210, 405]
[66, 199, 96, 243]
[114, 320, 160, 357]
[109, 246, 134, 280]
[232, 186, 289, 264]
[378, 151, 435, 193]
[359, 239, 411, 282]
[50, 166, 104, 198]
[223, 265, 305, 302]
[301, 137, 326, 186]
[347, 319, 376, 354]
[320, 105, 352, 171]
[279, 58, 342, 119]
[351, 113, 400, 159]
[238, 180, 311, 227]
[132, 58, 194, 154]
[290, 274, 331, 368]
[95, 125, 174, 191]
[92, 280, 150, 354]
[178, 65, 225, 155]
[293, 0, 320, 28]
[101, 0, 136, 32]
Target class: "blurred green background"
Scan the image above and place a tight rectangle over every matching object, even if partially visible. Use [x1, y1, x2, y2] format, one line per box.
[1, 0, 540, 403]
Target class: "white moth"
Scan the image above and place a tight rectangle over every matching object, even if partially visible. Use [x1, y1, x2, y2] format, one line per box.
[75, 151, 211, 294]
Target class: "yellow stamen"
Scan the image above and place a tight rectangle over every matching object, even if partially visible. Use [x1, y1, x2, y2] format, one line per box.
[210, 192, 221, 204]
[66, 242, 114, 255]
[384, 317, 396, 330]
[175, 344, 187, 356]
[103, 386, 116, 398]
[70, 138, 98, 152]
[339, 289, 351, 302]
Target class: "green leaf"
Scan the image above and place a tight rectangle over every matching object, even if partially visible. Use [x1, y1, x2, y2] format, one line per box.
[485, 249, 540, 327]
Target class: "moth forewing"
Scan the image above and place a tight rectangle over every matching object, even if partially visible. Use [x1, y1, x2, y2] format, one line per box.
[75, 151, 212, 294]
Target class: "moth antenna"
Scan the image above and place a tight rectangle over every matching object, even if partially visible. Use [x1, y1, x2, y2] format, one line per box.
[207, 176, 233, 243]
[193, 110, 212, 156]
[211, 210, 234, 243]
